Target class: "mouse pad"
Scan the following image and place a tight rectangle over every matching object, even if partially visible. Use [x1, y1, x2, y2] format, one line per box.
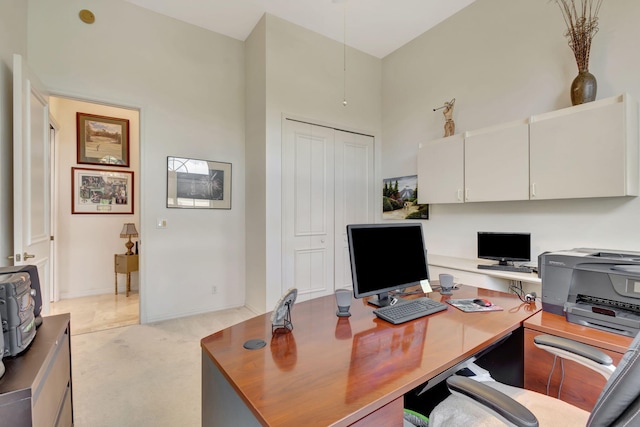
[446, 298, 504, 312]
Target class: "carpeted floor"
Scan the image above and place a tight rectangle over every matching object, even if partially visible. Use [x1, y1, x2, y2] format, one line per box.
[67, 306, 256, 426]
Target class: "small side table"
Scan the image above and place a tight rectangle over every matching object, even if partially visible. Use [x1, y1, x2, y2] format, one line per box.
[114, 254, 138, 297]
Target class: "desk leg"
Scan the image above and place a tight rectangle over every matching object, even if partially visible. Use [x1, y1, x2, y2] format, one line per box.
[126, 273, 131, 297]
[114, 272, 118, 295]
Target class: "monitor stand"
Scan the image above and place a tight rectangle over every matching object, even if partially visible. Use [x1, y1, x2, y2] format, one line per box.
[367, 292, 406, 307]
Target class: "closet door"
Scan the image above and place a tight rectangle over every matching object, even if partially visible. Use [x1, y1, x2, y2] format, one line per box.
[334, 130, 375, 290]
[282, 120, 335, 301]
[282, 120, 376, 301]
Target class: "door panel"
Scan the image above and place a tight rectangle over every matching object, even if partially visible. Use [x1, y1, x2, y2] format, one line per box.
[334, 131, 374, 290]
[283, 120, 334, 301]
[13, 54, 51, 314]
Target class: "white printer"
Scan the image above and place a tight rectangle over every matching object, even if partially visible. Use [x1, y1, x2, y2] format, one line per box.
[539, 248, 640, 337]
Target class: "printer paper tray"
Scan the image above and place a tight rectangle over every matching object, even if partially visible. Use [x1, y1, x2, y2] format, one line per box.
[565, 302, 640, 337]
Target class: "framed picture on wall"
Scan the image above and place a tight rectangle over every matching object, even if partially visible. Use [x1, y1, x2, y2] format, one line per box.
[72, 167, 134, 214]
[382, 175, 429, 220]
[167, 156, 232, 209]
[76, 112, 130, 167]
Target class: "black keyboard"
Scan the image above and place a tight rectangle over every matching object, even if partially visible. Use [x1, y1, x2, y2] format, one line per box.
[373, 297, 448, 325]
[477, 264, 533, 273]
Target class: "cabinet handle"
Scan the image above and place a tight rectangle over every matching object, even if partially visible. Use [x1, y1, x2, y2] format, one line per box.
[465, 189, 469, 201]
[531, 183, 536, 198]
[457, 189, 462, 201]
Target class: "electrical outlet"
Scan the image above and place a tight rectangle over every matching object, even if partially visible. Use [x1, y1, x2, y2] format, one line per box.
[212, 286, 217, 294]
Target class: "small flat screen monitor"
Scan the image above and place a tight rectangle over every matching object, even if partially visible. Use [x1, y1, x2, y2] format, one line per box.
[477, 232, 531, 265]
[347, 223, 429, 307]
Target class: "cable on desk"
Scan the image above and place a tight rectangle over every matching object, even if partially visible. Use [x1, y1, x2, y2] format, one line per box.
[509, 281, 537, 304]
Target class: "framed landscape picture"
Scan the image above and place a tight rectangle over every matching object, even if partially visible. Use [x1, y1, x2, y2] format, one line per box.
[382, 175, 429, 220]
[72, 167, 134, 214]
[167, 156, 231, 209]
[77, 112, 130, 167]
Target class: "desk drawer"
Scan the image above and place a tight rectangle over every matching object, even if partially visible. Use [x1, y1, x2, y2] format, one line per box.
[55, 383, 72, 427]
[32, 328, 70, 427]
[115, 254, 138, 273]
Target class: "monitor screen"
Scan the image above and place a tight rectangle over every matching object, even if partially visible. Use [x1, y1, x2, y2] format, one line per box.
[347, 223, 429, 307]
[477, 232, 531, 265]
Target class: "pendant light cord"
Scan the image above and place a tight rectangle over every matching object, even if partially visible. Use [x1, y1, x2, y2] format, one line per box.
[342, 3, 347, 106]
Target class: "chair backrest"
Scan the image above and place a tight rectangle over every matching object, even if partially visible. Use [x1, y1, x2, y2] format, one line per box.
[588, 331, 640, 426]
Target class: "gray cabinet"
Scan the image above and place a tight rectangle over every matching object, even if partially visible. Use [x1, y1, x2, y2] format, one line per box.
[0, 314, 72, 427]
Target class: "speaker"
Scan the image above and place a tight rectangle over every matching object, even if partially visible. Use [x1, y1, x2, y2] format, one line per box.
[335, 289, 352, 317]
[439, 273, 454, 295]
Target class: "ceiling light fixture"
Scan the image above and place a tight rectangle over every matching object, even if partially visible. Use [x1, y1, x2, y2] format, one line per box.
[79, 9, 95, 24]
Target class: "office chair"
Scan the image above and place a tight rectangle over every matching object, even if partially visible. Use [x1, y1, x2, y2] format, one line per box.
[428, 332, 640, 427]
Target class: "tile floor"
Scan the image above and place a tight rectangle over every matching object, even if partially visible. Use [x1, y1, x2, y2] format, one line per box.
[49, 292, 140, 335]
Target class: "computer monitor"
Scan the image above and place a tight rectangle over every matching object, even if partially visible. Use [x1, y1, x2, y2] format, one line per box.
[347, 223, 429, 307]
[477, 232, 531, 266]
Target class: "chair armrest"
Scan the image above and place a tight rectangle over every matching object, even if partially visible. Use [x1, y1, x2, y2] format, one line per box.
[533, 334, 615, 379]
[446, 376, 539, 427]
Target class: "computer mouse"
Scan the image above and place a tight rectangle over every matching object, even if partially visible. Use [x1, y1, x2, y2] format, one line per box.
[473, 298, 492, 307]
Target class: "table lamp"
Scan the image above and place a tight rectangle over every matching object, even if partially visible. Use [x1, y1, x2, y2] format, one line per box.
[120, 223, 138, 255]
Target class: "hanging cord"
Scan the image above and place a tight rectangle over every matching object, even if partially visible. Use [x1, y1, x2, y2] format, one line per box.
[342, 2, 347, 106]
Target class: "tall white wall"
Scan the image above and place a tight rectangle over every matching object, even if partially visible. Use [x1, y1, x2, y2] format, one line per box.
[28, 0, 245, 322]
[0, 0, 27, 267]
[244, 16, 268, 314]
[49, 97, 139, 298]
[382, 0, 640, 260]
[262, 15, 382, 310]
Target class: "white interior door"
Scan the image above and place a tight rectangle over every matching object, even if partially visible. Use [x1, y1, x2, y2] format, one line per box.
[13, 54, 52, 314]
[283, 120, 335, 301]
[283, 119, 375, 301]
[334, 130, 375, 290]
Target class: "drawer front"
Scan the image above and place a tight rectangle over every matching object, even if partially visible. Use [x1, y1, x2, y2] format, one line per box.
[32, 329, 71, 427]
[55, 384, 73, 427]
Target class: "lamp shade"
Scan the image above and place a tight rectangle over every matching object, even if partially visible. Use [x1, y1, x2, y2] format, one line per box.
[120, 223, 138, 238]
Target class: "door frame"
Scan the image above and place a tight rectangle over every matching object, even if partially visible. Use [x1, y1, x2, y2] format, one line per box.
[48, 91, 146, 322]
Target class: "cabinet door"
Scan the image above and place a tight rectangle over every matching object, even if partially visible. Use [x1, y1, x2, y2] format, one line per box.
[418, 134, 464, 204]
[530, 95, 639, 200]
[464, 121, 529, 202]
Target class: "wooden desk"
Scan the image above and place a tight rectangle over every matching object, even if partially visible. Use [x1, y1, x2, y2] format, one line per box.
[523, 311, 633, 412]
[114, 254, 138, 297]
[201, 285, 540, 426]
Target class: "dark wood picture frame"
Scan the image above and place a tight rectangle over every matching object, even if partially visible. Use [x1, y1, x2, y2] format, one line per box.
[77, 112, 130, 167]
[72, 167, 134, 214]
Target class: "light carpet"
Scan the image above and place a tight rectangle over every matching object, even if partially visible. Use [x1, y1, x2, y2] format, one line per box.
[70, 306, 256, 426]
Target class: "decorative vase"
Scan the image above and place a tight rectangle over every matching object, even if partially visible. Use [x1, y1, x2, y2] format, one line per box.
[570, 70, 597, 105]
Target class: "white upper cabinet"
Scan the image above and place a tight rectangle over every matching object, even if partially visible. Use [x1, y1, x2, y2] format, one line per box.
[529, 94, 638, 200]
[417, 94, 638, 204]
[464, 120, 530, 202]
[418, 134, 464, 204]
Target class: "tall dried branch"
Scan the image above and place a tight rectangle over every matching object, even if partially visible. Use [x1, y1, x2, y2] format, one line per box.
[553, 0, 603, 72]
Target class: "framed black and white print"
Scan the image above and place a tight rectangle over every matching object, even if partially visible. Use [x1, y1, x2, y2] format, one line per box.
[167, 156, 231, 209]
